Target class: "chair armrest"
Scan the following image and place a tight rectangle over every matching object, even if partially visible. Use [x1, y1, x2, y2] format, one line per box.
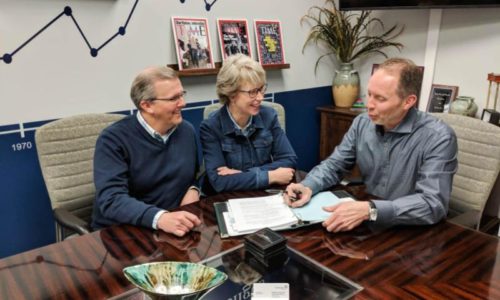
[53, 207, 91, 235]
[448, 210, 480, 229]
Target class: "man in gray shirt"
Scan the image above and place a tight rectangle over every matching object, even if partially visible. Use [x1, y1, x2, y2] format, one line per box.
[285, 58, 458, 232]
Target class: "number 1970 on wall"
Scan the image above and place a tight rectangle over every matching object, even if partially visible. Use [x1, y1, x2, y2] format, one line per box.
[11, 141, 32, 152]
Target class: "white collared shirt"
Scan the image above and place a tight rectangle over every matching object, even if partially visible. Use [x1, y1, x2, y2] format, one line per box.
[136, 111, 177, 144]
[226, 106, 253, 137]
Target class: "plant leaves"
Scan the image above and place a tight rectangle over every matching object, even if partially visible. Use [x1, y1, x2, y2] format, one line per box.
[302, 0, 404, 73]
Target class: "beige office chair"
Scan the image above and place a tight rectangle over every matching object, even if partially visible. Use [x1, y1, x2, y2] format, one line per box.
[35, 113, 124, 241]
[432, 113, 500, 229]
[203, 101, 286, 131]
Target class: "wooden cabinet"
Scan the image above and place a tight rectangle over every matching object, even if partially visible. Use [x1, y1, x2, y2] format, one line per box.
[317, 106, 363, 178]
[317, 106, 362, 160]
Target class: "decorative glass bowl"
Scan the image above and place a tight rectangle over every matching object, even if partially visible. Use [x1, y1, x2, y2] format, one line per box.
[123, 262, 227, 300]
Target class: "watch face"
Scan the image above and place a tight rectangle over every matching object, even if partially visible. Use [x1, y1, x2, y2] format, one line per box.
[369, 208, 378, 221]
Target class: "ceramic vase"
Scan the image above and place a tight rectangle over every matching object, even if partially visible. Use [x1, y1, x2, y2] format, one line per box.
[332, 63, 360, 108]
[450, 96, 478, 117]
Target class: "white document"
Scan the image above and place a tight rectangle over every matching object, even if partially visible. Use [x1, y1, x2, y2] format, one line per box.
[222, 211, 243, 236]
[252, 283, 289, 300]
[227, 194, 298, 233]
[292, 191, 354, 222]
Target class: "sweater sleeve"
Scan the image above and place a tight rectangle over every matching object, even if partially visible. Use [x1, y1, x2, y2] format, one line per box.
[93, 130, 161, 228]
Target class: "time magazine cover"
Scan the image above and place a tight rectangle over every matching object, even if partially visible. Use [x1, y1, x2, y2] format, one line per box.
[254, 20, 285, 65]
[172, 17, 215, 71]
[217, 19, 252, 60]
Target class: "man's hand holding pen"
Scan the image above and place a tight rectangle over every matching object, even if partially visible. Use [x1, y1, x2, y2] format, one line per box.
[284, 183, 312, 207]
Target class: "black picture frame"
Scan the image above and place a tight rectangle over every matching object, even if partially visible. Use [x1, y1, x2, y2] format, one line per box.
[481, 108, 500, 126]
[426, 84, 459, 113]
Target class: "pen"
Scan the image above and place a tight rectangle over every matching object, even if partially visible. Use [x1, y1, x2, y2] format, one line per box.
[285, 190, 302, 202]
[265, 188, 284, 194]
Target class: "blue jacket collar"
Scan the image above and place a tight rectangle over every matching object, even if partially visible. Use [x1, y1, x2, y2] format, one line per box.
[220, 105, 264, 136]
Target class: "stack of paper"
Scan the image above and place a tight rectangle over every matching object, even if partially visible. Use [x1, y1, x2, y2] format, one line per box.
[224, 194, 298, 236]
[220, 191, 355, 237]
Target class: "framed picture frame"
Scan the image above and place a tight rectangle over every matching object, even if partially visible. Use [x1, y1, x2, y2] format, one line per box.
[427, 84, 459, 113]
[371, 63, 425, 108]
[481, 108, 500, 126]
[171, 17, 215, 71]
[254, 19, 286, 66]
[217, 19, 252, 61]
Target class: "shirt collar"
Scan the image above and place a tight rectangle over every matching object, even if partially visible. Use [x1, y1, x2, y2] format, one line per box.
[376, 107, 418, 135]
[227, 106, 253, 136]
[221, 105, 264, 136]
[136, 111, 177, 143]
[390, 107, 418, 133]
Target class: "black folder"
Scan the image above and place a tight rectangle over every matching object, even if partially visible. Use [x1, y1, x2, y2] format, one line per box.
[213, 201, 317, 238]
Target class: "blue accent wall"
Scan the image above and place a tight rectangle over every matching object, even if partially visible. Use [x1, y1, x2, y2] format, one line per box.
[0, 86, 331, 258]
[276, 86, 333, 171]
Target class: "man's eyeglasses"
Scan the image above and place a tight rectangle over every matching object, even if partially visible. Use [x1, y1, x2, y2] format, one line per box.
[238, 84, 267, 99]
[149, 91, 187, 103]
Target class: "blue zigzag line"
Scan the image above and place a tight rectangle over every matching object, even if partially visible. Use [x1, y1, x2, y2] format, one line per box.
[0, 0, 139, 64]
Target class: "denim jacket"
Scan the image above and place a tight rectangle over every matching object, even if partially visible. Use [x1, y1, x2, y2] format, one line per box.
[200, 105, 297, 193]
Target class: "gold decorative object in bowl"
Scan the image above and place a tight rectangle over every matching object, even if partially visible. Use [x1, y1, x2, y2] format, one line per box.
[123, 262, 227, 300]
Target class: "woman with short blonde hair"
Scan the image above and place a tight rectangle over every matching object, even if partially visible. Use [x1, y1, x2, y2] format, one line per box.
[200, 54, 297, 194]
[216, 55, 266, 105]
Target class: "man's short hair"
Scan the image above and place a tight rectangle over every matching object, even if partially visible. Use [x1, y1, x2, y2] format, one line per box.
[216, 54, 266, 105]
[130, 66, 178, 109]
[378, 58, 423, 100]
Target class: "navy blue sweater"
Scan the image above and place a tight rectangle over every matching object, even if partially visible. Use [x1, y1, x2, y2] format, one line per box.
[91, 115, 199, 229]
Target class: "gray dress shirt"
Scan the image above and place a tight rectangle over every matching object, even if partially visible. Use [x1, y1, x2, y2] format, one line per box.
[302, 108, 458, 226]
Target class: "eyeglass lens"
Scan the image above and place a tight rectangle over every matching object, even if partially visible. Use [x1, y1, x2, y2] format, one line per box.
[247, 85, 267, 98]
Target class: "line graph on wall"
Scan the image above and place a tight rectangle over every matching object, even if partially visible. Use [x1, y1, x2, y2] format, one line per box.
[0, 0, 219, 64]
[180, 0, 219, 11]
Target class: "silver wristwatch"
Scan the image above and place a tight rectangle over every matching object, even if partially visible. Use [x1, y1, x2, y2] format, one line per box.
[368, 201, 378, 221]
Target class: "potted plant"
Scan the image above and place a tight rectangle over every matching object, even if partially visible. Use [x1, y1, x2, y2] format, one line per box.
[302, 0, 404, 107]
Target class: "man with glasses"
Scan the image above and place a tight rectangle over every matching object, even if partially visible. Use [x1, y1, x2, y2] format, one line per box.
[92, 66, 201, 237]
[200, 54, 297, 193]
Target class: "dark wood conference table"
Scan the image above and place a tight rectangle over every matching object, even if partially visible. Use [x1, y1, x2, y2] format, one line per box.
[1, 187, 500, 299]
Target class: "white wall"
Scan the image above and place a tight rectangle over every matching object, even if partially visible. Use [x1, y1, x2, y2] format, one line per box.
[355, 9, 429, 101]
[0, 0, 335, 126]
[435, 8, 500, 113]
[353, 7, 500, 116]
[3, 2, 499, 123]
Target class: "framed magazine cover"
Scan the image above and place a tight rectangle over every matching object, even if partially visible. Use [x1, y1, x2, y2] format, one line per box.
[254, 20, 286, 66]
[171, 17, 215, 71]
[217, 19, 252, 61]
